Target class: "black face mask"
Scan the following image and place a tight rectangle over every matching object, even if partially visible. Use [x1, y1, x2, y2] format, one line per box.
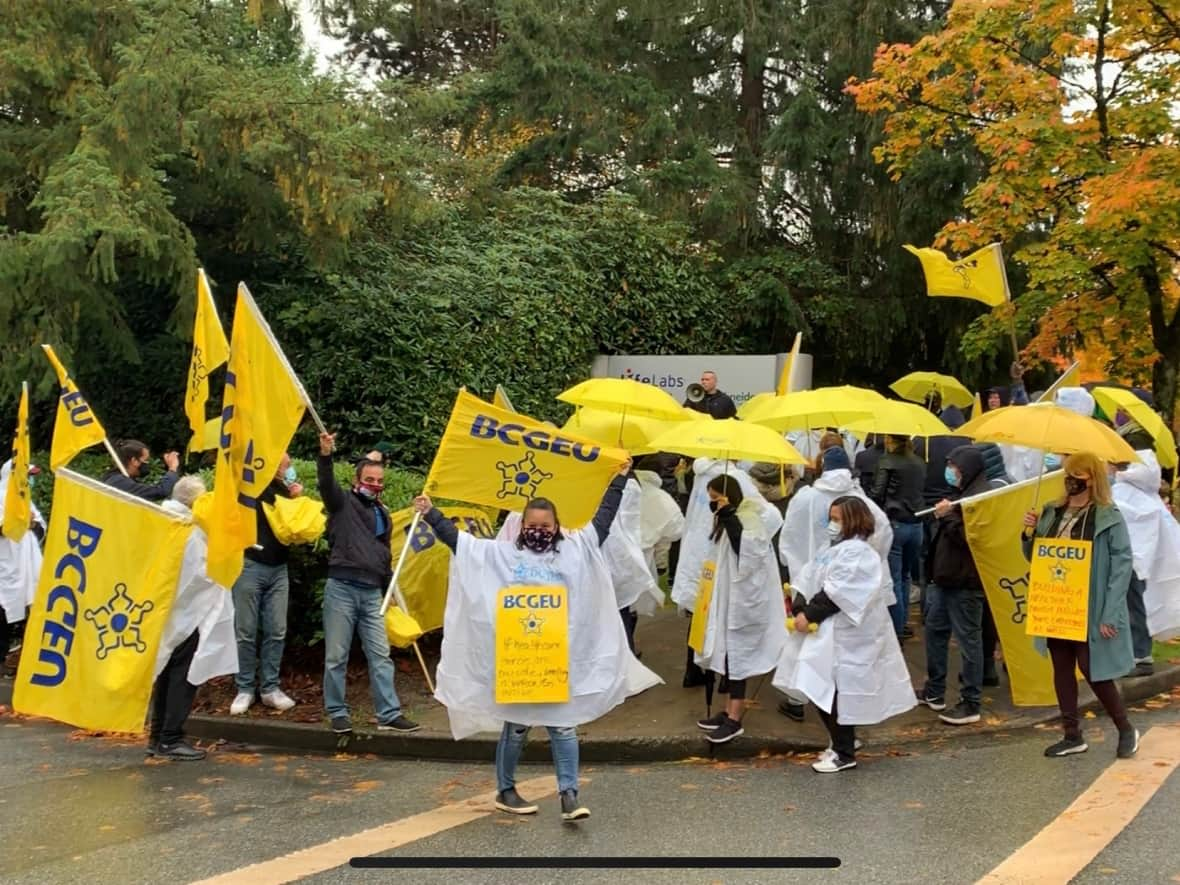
[521, 526, 555, 553]
[1064, 476, 1089, 497]
[708, 500, 719, 513]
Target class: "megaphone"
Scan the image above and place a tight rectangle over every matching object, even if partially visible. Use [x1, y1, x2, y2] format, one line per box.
[686, 383, 706, 403]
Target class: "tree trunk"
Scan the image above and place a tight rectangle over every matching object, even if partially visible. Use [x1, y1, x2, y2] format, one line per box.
[735, 42, 767, 247]
[1143, 262, 1180, 425]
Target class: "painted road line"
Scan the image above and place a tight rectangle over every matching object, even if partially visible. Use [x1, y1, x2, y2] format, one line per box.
[977, 725, 1180, 885]
[188, 774, 562, 885]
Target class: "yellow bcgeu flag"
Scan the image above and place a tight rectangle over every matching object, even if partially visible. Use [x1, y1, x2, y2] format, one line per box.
[41, 344, 107, 470]
[186, 269, 230, 452]
[903, 243, 1010, 308]
[206, 284, 307, 588]
[493, 384, 516, 412]
[388, 505, 497, 633]
[425, 390, 628, 527]
[776, 332, 803, 396]
[4, 382, 32, 539]
[1036, 361, 1081, 404]
[961, 472, 1067, 706]
[13, 469, 191, 732]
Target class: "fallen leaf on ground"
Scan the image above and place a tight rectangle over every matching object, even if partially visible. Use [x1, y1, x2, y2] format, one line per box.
[680, 783, 700, 791]
[197, 776, 225, 785]
[903, 801, 924, 809]
[351, 780, 382, 793]
[783, 805, 796, 813]
[1084, 711, 1097, 719]
[211, 752, 261, 765]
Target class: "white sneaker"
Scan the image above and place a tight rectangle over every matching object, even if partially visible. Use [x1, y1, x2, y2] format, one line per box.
[823, 738, 864, 756]
[812, 756, 857, 773]
[230, 692, 254, 715]
[261, 689, 296, 712]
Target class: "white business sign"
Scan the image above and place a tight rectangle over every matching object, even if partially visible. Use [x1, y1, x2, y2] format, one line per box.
[590, 353, 813, 408]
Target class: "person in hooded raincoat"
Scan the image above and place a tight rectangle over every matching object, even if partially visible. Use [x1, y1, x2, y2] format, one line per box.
[671, 458, 778, 687]
[693, 475, 787, 744]
[413, 466, 661, 824]
[149, 476, 239, 761]
[1112, 444, 1180, 668]
[633, 455, 685, 603]
[773, 496, 916, 772]
[1023, 452, 1140, 759]
[0, 459, 44, 664]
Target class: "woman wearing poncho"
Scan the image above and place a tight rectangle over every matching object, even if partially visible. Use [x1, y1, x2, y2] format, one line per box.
[413, 468, 661, 823]
[773, 496, 916, 773]
[692, 474, 788, 745]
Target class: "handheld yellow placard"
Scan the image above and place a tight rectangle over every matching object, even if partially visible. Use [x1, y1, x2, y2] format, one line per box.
[688, 560, 716, 654]
[1026, 537, 1092, 641]
[495, 584, 569, 704]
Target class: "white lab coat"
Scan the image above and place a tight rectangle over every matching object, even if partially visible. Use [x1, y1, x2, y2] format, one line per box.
[695, 499, 787, 681]
[1113, 451, 1180, 640]
[0, 460, 44, 623]
[634, 470, 684, 614]
[154, 500, 239, 684]
[435, 527, 662, 739]
[773, 540, 916, 724]
[671, 459, 779, 611]
[778, 469, 893, 596]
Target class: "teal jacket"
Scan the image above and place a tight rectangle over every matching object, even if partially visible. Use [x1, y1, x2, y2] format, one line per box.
[1022, 502, 1134, 682]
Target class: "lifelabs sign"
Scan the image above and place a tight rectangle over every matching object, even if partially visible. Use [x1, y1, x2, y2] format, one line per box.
[1026, 538, 1092, 642]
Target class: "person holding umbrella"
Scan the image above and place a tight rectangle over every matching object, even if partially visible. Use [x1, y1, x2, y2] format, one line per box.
[1023, 452, 1139, 759]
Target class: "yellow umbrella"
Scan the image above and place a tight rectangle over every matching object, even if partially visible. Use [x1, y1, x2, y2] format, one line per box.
[743, 389, 874, 433]
[1091, 387, 1178, 469]
[736, 390, 776, 419]
[812, 385, 889, 404]
[891, 371, 974, 410]
[557, 378, 688, 420]
[561, 406, 702, 454]
[843, 400, 952, 437]
[646, 419, 807, 465]
[958, 403, 1139, 463]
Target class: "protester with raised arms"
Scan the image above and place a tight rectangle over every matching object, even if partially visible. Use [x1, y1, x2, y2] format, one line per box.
[101, 439, 181, 501]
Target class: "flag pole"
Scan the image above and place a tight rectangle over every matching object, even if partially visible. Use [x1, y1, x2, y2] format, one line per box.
[102, 438, 130, 478]
[380, 509, 435, 694]
[995, 243, 1021, 363]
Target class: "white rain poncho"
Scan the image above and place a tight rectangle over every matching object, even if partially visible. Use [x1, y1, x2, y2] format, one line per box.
[1000, 445, 1044, 483]
[787, 430, 863, 467]
[153, 500, 238, 684]
[778, 469, 893, 595]
[601, 477, 660, 613]
[1113, 451, 1180, 640]
[693, 498, 787, 681]
[634, 470, 684, 614]
[436, 527, 663, 739]
[0, 459, 44, 624]
[773, 539, 916, 723]
[671, 459, 779, 611]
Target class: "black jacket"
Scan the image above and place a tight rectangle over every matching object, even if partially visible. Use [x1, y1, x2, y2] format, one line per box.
[871, 451, 926, 523]
[685, 390, 737, 420]
[245, 479, 293, 566]
[914, 434, 972, 505]
[855, 444, 884, 495]
[977, 443, 1010, 484]
[317, 454, 393, 589]
[100, 469, 179, 502]
[927, 446, 989, 593]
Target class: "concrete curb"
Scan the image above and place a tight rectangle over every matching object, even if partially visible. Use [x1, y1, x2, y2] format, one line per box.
[4, 665, 1177, 762]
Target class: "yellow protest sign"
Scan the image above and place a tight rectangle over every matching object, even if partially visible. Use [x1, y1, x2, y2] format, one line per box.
[688, 560, 716, 654]
[495, 584, 569, 704]
[1027, 538, 1092, 641]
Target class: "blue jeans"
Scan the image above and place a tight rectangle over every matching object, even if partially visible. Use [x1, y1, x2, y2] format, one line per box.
[232, 560, 289, 695]
[888, 521, 923, 636]
[923, 584, 983, 706]
[322, 578, 401, 723]
[1126, 574, 1153, 661]
[495, 723, 579, 794]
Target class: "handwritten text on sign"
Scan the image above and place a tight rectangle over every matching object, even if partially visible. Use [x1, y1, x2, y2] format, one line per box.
[495, 585, 570, 704]
[1026, 538, 1092, 642]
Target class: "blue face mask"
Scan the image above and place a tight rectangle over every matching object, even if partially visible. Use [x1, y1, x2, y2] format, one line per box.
[1044, 453, 1062, 471]
[945, 466, 959, 488]
[283, 465, 298, 485]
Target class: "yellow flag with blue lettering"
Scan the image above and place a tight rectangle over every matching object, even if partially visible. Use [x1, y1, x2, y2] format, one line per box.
[903, 243, 1010, 308]
[186, 269, 230, 452]
[4, 382, 32, 540]
[13, 470, 191, 733]
[41, 344, 108, 470]
[205, 284, 307, 588]
[425, 390, 628, 527]
[962, 472, 1067, 706]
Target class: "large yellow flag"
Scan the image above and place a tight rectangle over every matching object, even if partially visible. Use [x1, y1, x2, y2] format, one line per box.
[903, 243, 1010, 308]
[186, 269, 231, 452]
[13, 469, 191, 732]
[388, 505, 498, 632]
[41, 344, 108, 470]
[962, 472, 1067, 706]
[3, 382, 32, 539]
[206, 284, 308, 588]
[425, 390, 628, 526]
[775, 332, 803, 396]
[1035, 361, 1081, 403]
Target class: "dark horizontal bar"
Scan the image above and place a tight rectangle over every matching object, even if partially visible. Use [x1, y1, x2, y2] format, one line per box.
[350, 857, 840, 870]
